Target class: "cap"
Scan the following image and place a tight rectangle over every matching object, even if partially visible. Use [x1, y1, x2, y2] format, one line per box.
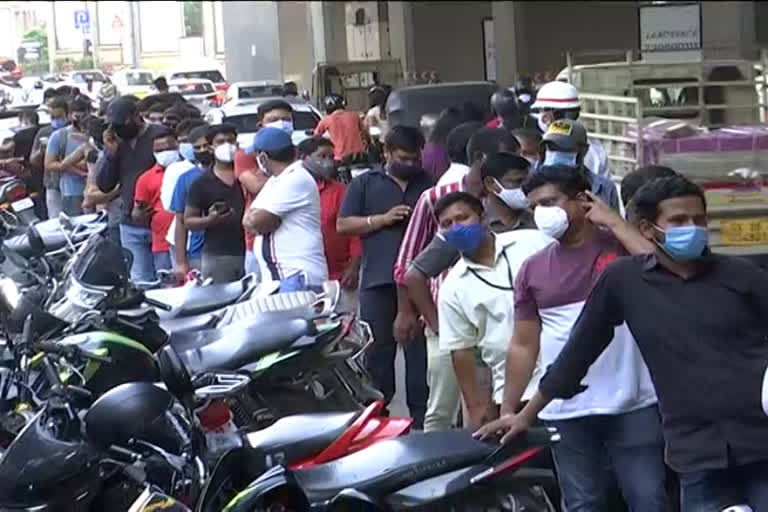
[247, 126, 293, 154]
[106, 96, 137, 125]
[531, 81, 580, 110]
[541, 119, 587, 151]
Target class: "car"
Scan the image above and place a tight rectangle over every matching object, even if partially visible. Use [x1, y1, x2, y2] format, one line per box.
[167, 78, 219, 115]
[59, 69, 108, 98]
[166, 65, 228, 104]
[224, 81, 284, 105]
[0, 59, 22, 83]
[110, 69, 155, 99]
[204, 96, 323, 148]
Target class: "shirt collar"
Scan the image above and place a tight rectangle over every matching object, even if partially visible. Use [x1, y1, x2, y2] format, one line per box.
[456, 233, 515, 275]
[642, 249, 718, 276]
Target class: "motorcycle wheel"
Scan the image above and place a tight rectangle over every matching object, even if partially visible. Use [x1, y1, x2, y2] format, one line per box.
[443, 485, 556, 512]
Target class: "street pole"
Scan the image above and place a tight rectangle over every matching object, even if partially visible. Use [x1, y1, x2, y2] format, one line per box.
[47, 1, 56, 73]
[128, 1, 138, 68]
[91, 0, 101, 69]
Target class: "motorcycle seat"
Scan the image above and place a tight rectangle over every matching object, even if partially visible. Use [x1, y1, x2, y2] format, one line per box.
[146, 275, 254, 319]
[292, 430, 496, 501]
[246, 411, 358, 464]
[159, 313, 219, 335]
[168, 317, 315, 376]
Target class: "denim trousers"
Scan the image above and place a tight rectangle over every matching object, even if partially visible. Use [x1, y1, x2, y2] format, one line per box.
[152, 251, 172, 272]
[679, 460, 768, 512]
[119, 224, 155, 283]
[546, 404, 670, 512]
[359, 284, 428, 429]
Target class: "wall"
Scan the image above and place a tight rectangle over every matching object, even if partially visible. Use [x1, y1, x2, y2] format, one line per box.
[278, 1, 310, 87]
[221, 1, 281, 83]
[410, 1, 491, 82]
[701, 1, 756, 59]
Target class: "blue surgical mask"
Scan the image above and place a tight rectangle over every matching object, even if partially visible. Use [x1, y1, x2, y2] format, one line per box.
[442, 223, 485, 254]
[179, 142, 195, 162]
[51, 118, 67, 129]
[544, 150, 578, 168]
[654, 225, 708, 261]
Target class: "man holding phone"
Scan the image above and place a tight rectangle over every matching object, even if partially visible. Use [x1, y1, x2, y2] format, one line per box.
[184, 124, 245, 282]
[94, 96, 168, 282]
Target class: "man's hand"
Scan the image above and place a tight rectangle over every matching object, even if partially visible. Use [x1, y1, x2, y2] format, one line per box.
[133, 200, 154, 225]
[103, 126, 119, 155]
[473, 413, 531, 444]
[174, 261, 190, 285]
[207, 204, 233, 226]
[583, 190, 622, 229]
[393, 308, 422, 344]
[340, 260, 360, 290]
[382, 204, 412, 226]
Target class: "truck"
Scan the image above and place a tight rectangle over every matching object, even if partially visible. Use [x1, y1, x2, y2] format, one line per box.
[557, 50, 768, 266]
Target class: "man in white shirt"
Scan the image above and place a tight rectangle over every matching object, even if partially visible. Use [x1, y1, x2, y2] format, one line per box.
[242, 127, 328, 289]
[435, 191, 552, 430]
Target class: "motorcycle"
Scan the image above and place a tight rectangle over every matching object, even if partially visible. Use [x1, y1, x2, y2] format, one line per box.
[0, 175, 37, 236]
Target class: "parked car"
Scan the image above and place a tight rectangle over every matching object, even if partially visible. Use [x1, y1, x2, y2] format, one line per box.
[167, 78, 219, 115]
[385, 81, 499, 128]
[205, 96, 323, 148]
[166, 65, 228, 105]
[110, 69, 155, 99]
[0, 59, 22, 83]
[59, 69, 108, 98]
[224, 81, 284, 105]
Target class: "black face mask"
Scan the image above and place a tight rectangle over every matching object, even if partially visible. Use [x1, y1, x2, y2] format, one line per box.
[194, 150, 214, 166]
[388, 161, 423, 180]
[114, 121, 139, 140]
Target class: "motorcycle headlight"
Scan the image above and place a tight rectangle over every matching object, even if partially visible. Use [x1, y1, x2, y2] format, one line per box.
[65, 275, 109, 309]
[0, 277, 20, 309]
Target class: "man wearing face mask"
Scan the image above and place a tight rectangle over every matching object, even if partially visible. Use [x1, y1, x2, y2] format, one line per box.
[436, 191, 551, 430]
[298, 137, 361, 311]
[83, 117, 122, 245]
[184, 124, 245, 282]
[480, 174, 768, 512]
[475, 165, 669, 512]
[132, 127, 180, 272]
[532, 80, 612, 178]
[144, 104, 165, 126]
[30, 94, 67, 219]
[393, 128, 520, 432]
[168, 124, 211, 282]
[540, 119, 620, 211]
[243, 127, 327, 290]
[314, 94, 367, 165]
[512, 128, 541, 168]
[44, 96, 91, 216]
[95, 96, 169, 282]
[337, 125, 433, 428]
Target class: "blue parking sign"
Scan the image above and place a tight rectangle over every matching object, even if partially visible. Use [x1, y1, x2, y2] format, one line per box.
[74, 10, 90, 30]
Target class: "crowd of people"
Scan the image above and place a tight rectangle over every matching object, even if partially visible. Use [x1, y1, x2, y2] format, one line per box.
[2, 76, 767, 511]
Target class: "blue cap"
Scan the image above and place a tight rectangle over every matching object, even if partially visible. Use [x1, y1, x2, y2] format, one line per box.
[247, 126, 293, 154]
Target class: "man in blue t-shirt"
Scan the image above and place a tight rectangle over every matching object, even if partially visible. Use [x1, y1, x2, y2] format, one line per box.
[169, 124, 211, 282]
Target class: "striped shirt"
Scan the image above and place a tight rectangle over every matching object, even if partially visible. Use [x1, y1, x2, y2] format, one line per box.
[393, 179, 464, 301]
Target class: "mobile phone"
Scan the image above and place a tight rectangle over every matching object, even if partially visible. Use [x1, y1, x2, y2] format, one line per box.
[211, 201, 230, 214]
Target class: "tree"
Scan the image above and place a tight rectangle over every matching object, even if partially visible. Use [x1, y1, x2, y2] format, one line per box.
[184, 1, 203, 37]
[20, 26, 49, 75]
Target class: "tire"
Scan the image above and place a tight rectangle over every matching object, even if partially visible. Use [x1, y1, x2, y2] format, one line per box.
[441, 485, 556, 512]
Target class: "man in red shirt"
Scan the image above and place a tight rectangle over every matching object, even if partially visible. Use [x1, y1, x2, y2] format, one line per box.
[314, 94, 367, 164]
[298, 136, 361, 311]
[133, 127, 180, 273]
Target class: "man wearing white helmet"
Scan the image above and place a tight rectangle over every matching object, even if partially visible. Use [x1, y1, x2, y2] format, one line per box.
[532, 81, 612, 179]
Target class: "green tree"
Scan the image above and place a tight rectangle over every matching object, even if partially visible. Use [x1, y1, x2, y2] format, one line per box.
[20, 26, 49, 75]
[184, 1, 203, 37]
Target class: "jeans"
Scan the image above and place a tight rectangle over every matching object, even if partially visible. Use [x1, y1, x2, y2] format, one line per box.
[61, 195, 83, 216]
[547, 404, 670, 512]
[680, 461, 768, 512]
[153, 251, 172, 272]
[119, 224, 156, 282]
[423, 326, 460, 432]
[201, 252, 244, 283]
[45, 188, 62, 220]
[107, 224, 122, 247]
[359, 285, 428, 429]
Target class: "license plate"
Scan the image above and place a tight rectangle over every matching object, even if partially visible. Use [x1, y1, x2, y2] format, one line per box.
[721, 217, 768, 245]
[11, 197, 33, 212]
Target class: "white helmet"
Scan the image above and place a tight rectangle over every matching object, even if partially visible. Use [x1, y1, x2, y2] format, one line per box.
[531, 81, 580, 110]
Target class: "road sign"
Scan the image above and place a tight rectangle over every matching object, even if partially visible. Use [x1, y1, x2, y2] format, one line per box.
[112, 15, 124, 31]
[74, 9, 90, 30]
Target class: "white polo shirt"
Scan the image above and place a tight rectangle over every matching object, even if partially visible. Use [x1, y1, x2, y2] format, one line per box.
[438, 229, 553, 404]
[250, 161, 328, 286]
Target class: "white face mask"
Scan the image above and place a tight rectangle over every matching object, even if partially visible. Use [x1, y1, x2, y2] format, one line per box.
[493, 179, 529, 210]
[214, 142, 237, 163]
[154, 149, 180, 168]
[264, 119, 294, 135]
[534, 205, 570, 239]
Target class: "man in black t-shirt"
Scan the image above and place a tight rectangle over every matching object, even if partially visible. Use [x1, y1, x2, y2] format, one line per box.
[184, 123, 245, 282]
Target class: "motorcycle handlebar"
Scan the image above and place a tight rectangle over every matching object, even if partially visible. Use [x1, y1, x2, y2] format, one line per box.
[142, 295, 173, 311]
[33, 340, 113, 364]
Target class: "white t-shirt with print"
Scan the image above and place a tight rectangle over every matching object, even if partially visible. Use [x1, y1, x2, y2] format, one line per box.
[251, 161, 328, 286]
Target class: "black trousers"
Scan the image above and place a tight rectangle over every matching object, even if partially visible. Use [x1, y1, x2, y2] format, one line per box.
[359, 284, 428, 428]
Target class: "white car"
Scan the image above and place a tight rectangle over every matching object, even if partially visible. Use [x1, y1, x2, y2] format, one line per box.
[110, 69, 155, 99]
[205, 96, 323, 148]
[167, 79, 219, 114]
[224, 81, 284, 105]
[59, 69, 107, 98]
[166, 65, 227, 94]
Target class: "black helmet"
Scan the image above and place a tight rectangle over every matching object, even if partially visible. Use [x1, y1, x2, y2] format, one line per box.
[368, 85, 390, 108]
[490, 89, 519, 118]
[323, 94, 345, 112]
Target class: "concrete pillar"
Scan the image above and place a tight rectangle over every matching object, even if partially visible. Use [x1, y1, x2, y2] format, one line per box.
[492, 1, 520, 87]
[221, 1, 281, 82]
[388, 1, 415, 75]
[701, 1, 756, 60]
[202, 1, 216, 58]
